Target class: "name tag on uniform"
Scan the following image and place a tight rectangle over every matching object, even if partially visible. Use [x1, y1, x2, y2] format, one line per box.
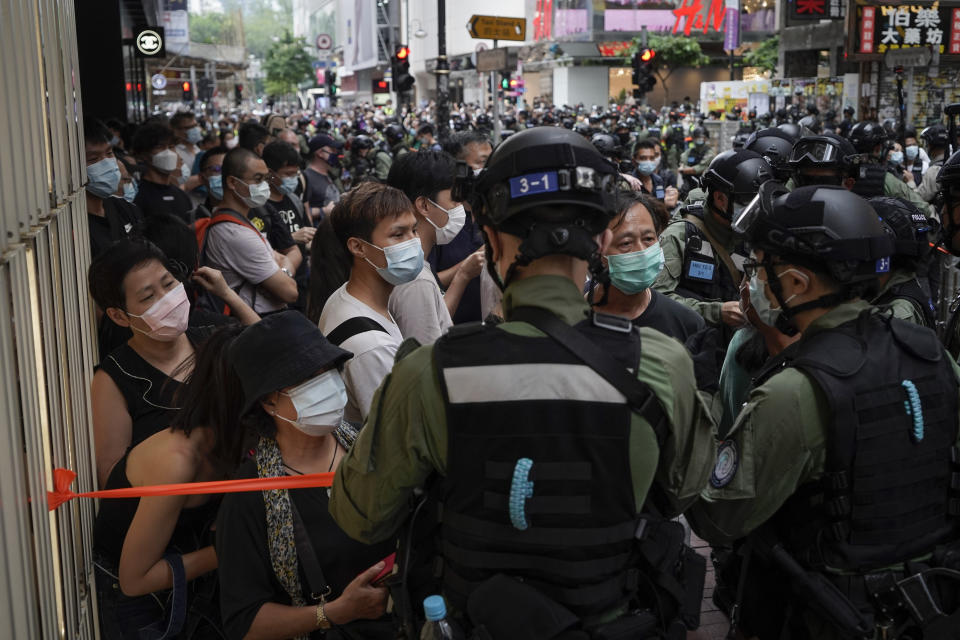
[688, 155, 697, 164]
[688, 260, 715, 281]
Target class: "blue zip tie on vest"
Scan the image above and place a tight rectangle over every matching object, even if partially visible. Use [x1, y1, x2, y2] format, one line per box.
[509, 458, 534, 531]
[902, 379, 924, 442]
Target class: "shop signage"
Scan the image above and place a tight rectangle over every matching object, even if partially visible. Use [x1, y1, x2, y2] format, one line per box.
[596, 41, 632, 57]
[857, 4, 954, 55]
[672, 0, 727, 36]
[134, 26, 165, 58]
[790, 0, 845, 20]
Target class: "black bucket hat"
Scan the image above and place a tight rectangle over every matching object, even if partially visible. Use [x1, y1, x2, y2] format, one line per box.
[228, 310, 352, 414]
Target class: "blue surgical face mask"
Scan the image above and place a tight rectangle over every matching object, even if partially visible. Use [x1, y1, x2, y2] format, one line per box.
[636, 160, 658, 176]
[86, 157, 121, 198]
[748, 275, 781, 326]
[208, 174, 224, 201]
[122, 180, 138, 203]
[889, 151, 904, 164]
[606, 242, 664, 294]
[363, 237, 424, 285]
[280, 174, 300, 195]
[905, 145, 919, 161]
[186, 126, 203, 144]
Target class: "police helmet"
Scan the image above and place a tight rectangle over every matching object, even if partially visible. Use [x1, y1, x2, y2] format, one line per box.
[788, 133, 860, 186]
[936, 149, 960, 252]
[351, 134, 375, 150]
[701, 150, 774, 222]
[590, 132, 621, 158]
[735, 183, 894, 296]
[777, 122, 803, 139]
[692, 126, 709, 139]
[475, 114, 492, 129]
[744, 127, 797, 180]
[384, 123, 405, 144]
[843, 106, 855, 116]
[868, 196, 934, 263]
[921, 124, 950, 149]
[825, 109, 837, 121]
[798, 115, 821, 134]
[848, 121, 888, 154]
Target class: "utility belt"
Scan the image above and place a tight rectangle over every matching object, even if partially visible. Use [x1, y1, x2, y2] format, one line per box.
[715, 532, 960, 640]
[386, 504, 705, 640]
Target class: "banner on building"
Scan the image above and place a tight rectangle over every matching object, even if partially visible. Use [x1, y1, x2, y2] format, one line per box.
[849, 1, 960, 60]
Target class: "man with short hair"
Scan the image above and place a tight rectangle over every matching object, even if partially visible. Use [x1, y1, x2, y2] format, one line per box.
[632, 139, 679, 208]
[238, 122, 271, 157]
[417, 123, 442, 151]
[201, 148, 299, 314]
[304, 134, 344, 221]
[169, 111, 205, 193]
[84, 118, 143, 258]
[132, 122, 195, 223]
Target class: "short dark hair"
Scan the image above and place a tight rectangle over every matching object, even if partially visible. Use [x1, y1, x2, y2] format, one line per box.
[238, 122, 270, 151]
[88, 239, 169, 311]
[138, 214, 197, 280]
[170, 111, 196, 128]
[633, 139, 658, 154]
[200, 146, 228, 171]
[386, 150, 456, 204]
[417, 123, 436, 137]
[132, 122, 175, 156]
[307, 182, 413, 321]
[444, 130, 491, 160]
[83, 117, 112, 147]
[262, 140, 302, 171]
[222, 148, 260, 182]
[612, 191, 669, 235]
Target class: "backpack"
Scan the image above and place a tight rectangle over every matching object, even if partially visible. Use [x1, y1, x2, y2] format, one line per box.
[194, 208, 267, 315]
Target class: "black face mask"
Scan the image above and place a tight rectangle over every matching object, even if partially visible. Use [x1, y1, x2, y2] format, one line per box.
[796, 172, 842, 188]
[616, 132, 631, 146]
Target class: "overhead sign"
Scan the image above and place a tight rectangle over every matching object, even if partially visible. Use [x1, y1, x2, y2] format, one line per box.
[150, 74, 168, 90]
[316, 33, 332, 50]
[476, 48, 508, 72]
[468, 15, 526, 41]
[134, 26, 165, 58]
[855, 3, 955, 56]
[884, 45, 932, 68]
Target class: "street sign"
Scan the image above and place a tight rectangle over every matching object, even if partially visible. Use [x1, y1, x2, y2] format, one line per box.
[884, 46, 932, 70]
[134, 26, 165, 58]
[467, 15, 526, 41]
[150, 73, 167, 90]
[476, 48, 508, 72]
[316, 33, 332, 50]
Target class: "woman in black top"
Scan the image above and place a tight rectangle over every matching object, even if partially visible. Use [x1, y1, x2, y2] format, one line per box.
[93, 325, 248, 639]
[217, 311, 394, 640]
[89, 240, 259, 488]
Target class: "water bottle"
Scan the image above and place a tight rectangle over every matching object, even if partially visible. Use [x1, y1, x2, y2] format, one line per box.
[419, 595, 463, 640]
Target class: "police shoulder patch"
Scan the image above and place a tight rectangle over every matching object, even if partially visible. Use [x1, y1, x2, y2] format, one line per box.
[710, 439, 739, 488]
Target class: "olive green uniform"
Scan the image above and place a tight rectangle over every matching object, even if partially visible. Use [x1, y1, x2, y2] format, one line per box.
[872, 267, 929, 326]
[653, 209, 740, 326]
[688, 299, 960, 544]
[329, 275, 718, 544]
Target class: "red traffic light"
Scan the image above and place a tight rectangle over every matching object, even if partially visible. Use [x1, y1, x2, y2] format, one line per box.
[377, 80, 388, 89]
[126, 82, 132, 91]
[182, 81, 191, 91]
[640, 48, 656, 62]
[396, 45, 409, 60]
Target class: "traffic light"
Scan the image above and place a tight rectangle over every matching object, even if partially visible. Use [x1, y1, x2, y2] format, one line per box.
[234, 83, 243, 106]
[198, 77, 214, 101]
[181, 81, 192, 102]
[392, 44, 414, 92]
[324, 69, 337, 96]
[632, 48, 657, 100]
[500, 74, 510, 91]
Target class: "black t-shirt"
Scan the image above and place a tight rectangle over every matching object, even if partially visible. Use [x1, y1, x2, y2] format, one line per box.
[248, 204, 296, 253]
[632, 289, 705, 343]
[304, 167, 341, 212]
[215, 459, 395, 639]
[427, 214, 484, 324]
[134, 179, 195, 224]
[88, 197, 143, 259]
[264, 194, 311, 278]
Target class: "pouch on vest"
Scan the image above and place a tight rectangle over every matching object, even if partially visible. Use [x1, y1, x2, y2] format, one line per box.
[466, 574, 582, 640]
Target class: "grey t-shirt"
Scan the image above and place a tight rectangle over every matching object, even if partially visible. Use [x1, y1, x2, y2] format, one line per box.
[388, 266, 453, 346]
[203, 222, 285, 314]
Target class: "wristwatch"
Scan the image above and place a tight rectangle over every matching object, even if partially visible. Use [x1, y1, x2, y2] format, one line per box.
[281, 266, 293, 277]
[315, 602, 331, 630]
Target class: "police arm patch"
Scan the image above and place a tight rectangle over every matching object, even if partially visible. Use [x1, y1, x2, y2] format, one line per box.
[710, 439, 739, 488]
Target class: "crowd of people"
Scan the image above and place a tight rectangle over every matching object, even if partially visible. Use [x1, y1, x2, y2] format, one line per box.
[81, 98, 960, 640]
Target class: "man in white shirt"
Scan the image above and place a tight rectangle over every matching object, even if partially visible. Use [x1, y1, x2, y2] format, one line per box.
[316, 182, 420, 422]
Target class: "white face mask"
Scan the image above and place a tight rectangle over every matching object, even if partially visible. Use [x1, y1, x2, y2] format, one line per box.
[151, 149, 180, 173]
[178, 161, 191, 184]
[225, 137, 239, 149]
[276, 370, 348, 436]
[232, 178, 271, 208]
[425, 200, 467, 245]
[125, 283, 190, 341]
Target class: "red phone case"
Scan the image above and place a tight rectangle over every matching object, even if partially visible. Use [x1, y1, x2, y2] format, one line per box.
[372, 552, 396, 585]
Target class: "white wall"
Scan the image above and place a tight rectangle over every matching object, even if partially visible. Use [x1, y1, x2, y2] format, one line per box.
[552, 66, 609, 108]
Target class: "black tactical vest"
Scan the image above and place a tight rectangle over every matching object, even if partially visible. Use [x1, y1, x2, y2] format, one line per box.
[673, 210, 743, 303]
[873, 277, 937, 328]
[851, 163, 887, 198]
[432, 319, 650, 617]
[763, 311, 960, 572]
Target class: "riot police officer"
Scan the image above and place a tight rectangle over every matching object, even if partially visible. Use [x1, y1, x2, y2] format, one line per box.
[349, 134, 392, 182]
[688, 183, 960, 640]
[678, 126, 715, 196]
[654, 149, 773, 328]
[385, 123, 410, 160]
[328, 127, 716, 638]
[868, 196, 937, 327]
[918, 124, 951, 203]
[935, 149, 960, 357]
[744, 127, 797, 182]
[848, 122, 932, 212]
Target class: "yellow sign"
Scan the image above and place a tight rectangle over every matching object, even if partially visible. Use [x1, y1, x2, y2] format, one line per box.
[467, 15, 526, 41]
